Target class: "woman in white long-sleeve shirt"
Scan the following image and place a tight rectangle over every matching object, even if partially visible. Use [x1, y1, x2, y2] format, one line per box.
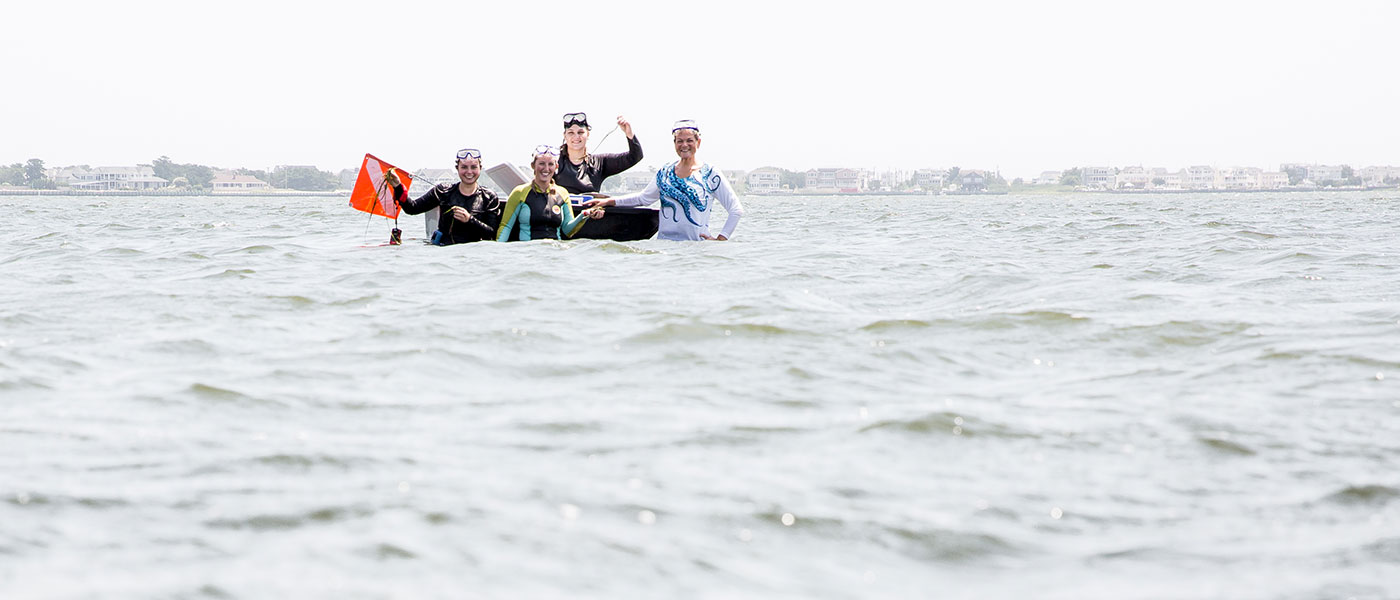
[582, 120, 743, 241]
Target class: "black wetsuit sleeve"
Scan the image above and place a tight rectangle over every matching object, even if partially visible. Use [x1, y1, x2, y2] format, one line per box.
[595, 135, 644, 179]
[465, 191, 501, 239]
[392, 184, 441, 216]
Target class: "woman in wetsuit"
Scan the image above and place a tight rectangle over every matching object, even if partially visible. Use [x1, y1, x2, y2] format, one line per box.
[553, 112, 643, 194]
[386, 148, 501, 245]
[496, 145, 602, 242]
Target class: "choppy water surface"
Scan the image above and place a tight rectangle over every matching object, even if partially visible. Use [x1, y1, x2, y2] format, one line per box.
[2, 192, 1398, 599]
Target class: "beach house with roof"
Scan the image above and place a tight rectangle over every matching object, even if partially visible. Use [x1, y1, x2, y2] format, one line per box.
[1359, 166, 1400, 185]
[210, 174, 271, 192]
[913, 169, 945, 190]
[1115, 166, 1150, 189]
[1258, 171, 1289, 188]
[804, 168, 839, 190]
[1081, 166, 1115, 189]
[65, 166, 169, 190]
[1184, 166, 1216, 189]
[746, 167, 782, 193]
[1150, 168, 1185, 189]
[957, 170, 987, 191]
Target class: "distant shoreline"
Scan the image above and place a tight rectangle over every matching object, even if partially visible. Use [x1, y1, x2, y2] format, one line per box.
[0, 188, 349, 197]
[749, 185, 1398, 197]
[3, 187, 1396, 199]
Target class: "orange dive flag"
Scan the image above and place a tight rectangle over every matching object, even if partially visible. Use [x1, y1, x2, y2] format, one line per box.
[349, 153, 412, 219]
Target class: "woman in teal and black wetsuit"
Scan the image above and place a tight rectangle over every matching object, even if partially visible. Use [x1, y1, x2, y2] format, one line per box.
[496, 145, 603, 242]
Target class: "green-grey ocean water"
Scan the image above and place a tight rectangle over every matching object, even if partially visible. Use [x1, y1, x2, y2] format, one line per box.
[2, 192, 1398, 599]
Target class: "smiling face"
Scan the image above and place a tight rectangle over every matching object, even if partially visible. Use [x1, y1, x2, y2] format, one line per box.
[531, 154, 557, 187]
[456, 157, 481, 186]
[673, 129, 701, 160]
[563, 125, 590, 153]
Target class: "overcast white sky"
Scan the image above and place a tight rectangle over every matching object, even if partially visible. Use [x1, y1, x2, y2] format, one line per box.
[5, 0, 1397, 178]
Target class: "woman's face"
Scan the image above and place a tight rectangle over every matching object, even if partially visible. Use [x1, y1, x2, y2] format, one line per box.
[564, 125, 590, 150]
[673, 130, 700, 159]
[532, 154, 558, 184]
[456, 158, 481, 185]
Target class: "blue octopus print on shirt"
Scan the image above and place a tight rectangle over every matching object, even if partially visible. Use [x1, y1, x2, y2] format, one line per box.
[656, 164, 715, 227]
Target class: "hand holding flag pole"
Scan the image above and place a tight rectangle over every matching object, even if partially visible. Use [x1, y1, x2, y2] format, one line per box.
[349, 154, 412, 245]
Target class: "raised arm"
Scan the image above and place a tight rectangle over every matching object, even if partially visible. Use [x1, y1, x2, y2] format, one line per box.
[386, 172, 442, 215]
[595, 129, 644, 179]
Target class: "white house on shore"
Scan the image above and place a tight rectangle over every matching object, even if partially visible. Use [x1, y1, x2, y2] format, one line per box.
[1115, 166, 1150, 189]
[210, 174, 271, 192]
[1358, 166, 1400, 185]
[912, 169, 945, 191]
[746, 167, 782, 193]
[54, 166, 168, 190]
[803, 168, 864, 192]
[1150, 168, 1184, 189]
[1081, 166, 1115, 188]
[1258, 171, 1289, 188]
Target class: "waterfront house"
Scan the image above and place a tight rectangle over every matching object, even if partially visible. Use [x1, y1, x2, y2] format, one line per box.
[47, 166, 95, 187]
[913, 169, 945, 190]
[1216, 167, 1260, 190]
[1258, 171, 1289, 188]
[1081, 167, 1115, 189]
[805, 168, 840, 190]
[835, 169, 864, 193]
[1033, 171, 1062, 185]
[1184, 166, 1216, 190]
[746, 167, 782, 193]
[1359, 166, 1400, 185]
[1306, 164, 1347, 183]
[210, 174, 271, 192]
[1149, 168, 1184, 189]
[67, 166, 169, 191]
[1115, 166, 1150, 189]
[957, 170, 987, 191]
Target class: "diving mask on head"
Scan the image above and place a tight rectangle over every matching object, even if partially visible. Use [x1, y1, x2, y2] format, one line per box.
[563, 112, 589, 129]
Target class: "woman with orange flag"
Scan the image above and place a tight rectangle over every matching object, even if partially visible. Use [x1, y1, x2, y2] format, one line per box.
[384, 148, 501, 245]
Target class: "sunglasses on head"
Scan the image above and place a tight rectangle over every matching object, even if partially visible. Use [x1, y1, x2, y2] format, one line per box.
[456, 148, 482, 161]
[533, 144, 560, 157]
[563, 112, 589, 128]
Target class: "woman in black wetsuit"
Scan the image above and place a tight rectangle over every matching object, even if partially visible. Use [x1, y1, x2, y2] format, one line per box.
[385, 148, 501, 245]
[553, 112, 644, 194]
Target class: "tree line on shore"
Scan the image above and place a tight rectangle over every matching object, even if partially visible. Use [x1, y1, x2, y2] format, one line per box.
[1, 157, 344, 191]
[150, 156, 342, 191]
[0, 159, 56, 189]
